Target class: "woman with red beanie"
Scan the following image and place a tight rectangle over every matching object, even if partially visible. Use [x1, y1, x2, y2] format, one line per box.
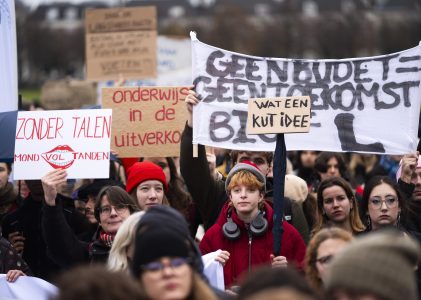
[126, 161, 169, 211]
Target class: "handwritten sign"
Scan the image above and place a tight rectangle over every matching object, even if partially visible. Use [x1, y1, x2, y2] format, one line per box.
[0, 0, 18, 112]
[85, 6, 157, 81]
[13, 109, 112, 180]
[96, 36, 192, 101]
[191, 32, 421, 154]
[247, 96, 311, 134]
[102, 86, 189, 157]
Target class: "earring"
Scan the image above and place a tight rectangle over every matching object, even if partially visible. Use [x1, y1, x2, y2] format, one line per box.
[366, 215, 371, 228]
[396, 212, 401, 228]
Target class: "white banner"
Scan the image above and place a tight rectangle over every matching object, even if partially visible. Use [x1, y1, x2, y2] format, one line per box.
[0, 0, 18, 112]
[191, 32, 421, 154]
[13, 109, 112, 180]
[0, 275, 57, 300]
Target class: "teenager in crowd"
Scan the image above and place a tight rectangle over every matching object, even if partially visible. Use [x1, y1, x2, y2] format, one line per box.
[312, 177, 365, 236]
[199, 161, 306, 289]
[130, 206, 219, 300]
[126, 161, 169, 211]
[140, 157, 200, 237]
[361, 176, 406, 233]
[180, 89, 309, 241]
[41, 169, 138, 267]
[304, 227, 353, 294]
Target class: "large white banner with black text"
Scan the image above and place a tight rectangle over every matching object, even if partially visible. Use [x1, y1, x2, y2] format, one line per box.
[191, 32, 421, 154]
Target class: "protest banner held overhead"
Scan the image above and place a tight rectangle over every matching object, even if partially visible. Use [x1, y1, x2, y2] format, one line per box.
[13, 109, 112, 180]
[247, 96, 311, 135]
[191, 32, 421, 155]
[85, 6, 157, 81]
[102, 86, 189, 157]
[0, 0, 18, 112]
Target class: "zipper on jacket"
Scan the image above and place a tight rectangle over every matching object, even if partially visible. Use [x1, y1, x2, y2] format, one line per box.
[248, 229, 252, 273]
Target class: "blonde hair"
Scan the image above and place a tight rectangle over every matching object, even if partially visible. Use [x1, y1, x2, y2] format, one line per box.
[107, 211, 145, 272]
[227, 170, 265, 193]
[304, 227, 353, 292]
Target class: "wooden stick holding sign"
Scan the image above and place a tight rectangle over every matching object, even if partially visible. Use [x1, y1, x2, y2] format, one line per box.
[247, 96, 311, 255]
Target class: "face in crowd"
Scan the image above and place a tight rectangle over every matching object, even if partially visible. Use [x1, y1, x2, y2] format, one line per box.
[228, 171, 265, 220]
[300, 151, 318, 169]
[98, 195, 131, 234]
[95, 186, 137, 235]
[315, 237, 349, 283]
[140, 256, 192, 300]
[363, 176, 402, 230]
[320, 156, 340, 181]
[136, 180, 165, 210]
[0, 162, 10, 190]
[321, 184, 353, 225]
[411, 167, 421, 201]
[234, 151, 271, 177]
[143, 157, 171, 184]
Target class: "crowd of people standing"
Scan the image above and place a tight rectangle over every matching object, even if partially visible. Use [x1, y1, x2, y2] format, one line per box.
[0, 89, 420, 300]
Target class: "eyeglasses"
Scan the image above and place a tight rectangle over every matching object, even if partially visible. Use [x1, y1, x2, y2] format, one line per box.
[369, 196, 398, 209]
[316, 254, 334, 265]
[141, 257, 190, 273]
[98, 204, 129, 216]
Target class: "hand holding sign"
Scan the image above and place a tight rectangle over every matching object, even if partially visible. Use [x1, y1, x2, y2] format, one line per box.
[185, 89, 199, 128]
[41, 169, 68, 206]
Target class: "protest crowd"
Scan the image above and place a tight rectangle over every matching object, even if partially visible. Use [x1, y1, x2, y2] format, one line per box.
[0, 84, 421, 300]
[1, 3, 421, 300]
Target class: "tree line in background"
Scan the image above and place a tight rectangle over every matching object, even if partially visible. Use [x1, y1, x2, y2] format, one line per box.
[16, 4, 421, 87]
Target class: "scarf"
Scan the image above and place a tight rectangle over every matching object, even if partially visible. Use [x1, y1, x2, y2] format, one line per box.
[99, 231, 115, 248]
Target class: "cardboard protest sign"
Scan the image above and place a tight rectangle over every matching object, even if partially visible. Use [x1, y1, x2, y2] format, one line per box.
[13, 109, 112, 180]
[102, 86, 189, 157]
[0, 0, 18, 112]
[97, 35, 192, 101]
[247, 96, 311, 134]
[85, 6, 157, 81]
[191, 32, 421, 154]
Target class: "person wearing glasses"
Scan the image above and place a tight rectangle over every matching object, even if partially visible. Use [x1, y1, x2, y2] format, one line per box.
[361, 176, 407, 233]
[41, 169, 138, 267]
[130, 226, 218, 300]
[304, 227, 353, 294]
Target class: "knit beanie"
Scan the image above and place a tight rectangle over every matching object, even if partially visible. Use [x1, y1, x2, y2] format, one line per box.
[125, 161, 168, 194]
[284, 174, 308, 204]
[131, 227, 192, 278]
[225, 161, 266, 192]
[396, 156, 421, 181]
[135, 206, 204, 275]
[325, 230, 420, 300]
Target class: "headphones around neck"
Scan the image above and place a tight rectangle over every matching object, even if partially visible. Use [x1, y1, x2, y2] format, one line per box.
[222, 207, 268, 240]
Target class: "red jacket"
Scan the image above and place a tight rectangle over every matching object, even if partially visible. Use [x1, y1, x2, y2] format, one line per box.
[199, 201, 306, 288]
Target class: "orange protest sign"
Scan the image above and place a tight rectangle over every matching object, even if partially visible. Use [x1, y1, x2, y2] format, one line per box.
[102, 86, 189, 157]
[85, 6, 157, 81]
[247, 96, 311, 134]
